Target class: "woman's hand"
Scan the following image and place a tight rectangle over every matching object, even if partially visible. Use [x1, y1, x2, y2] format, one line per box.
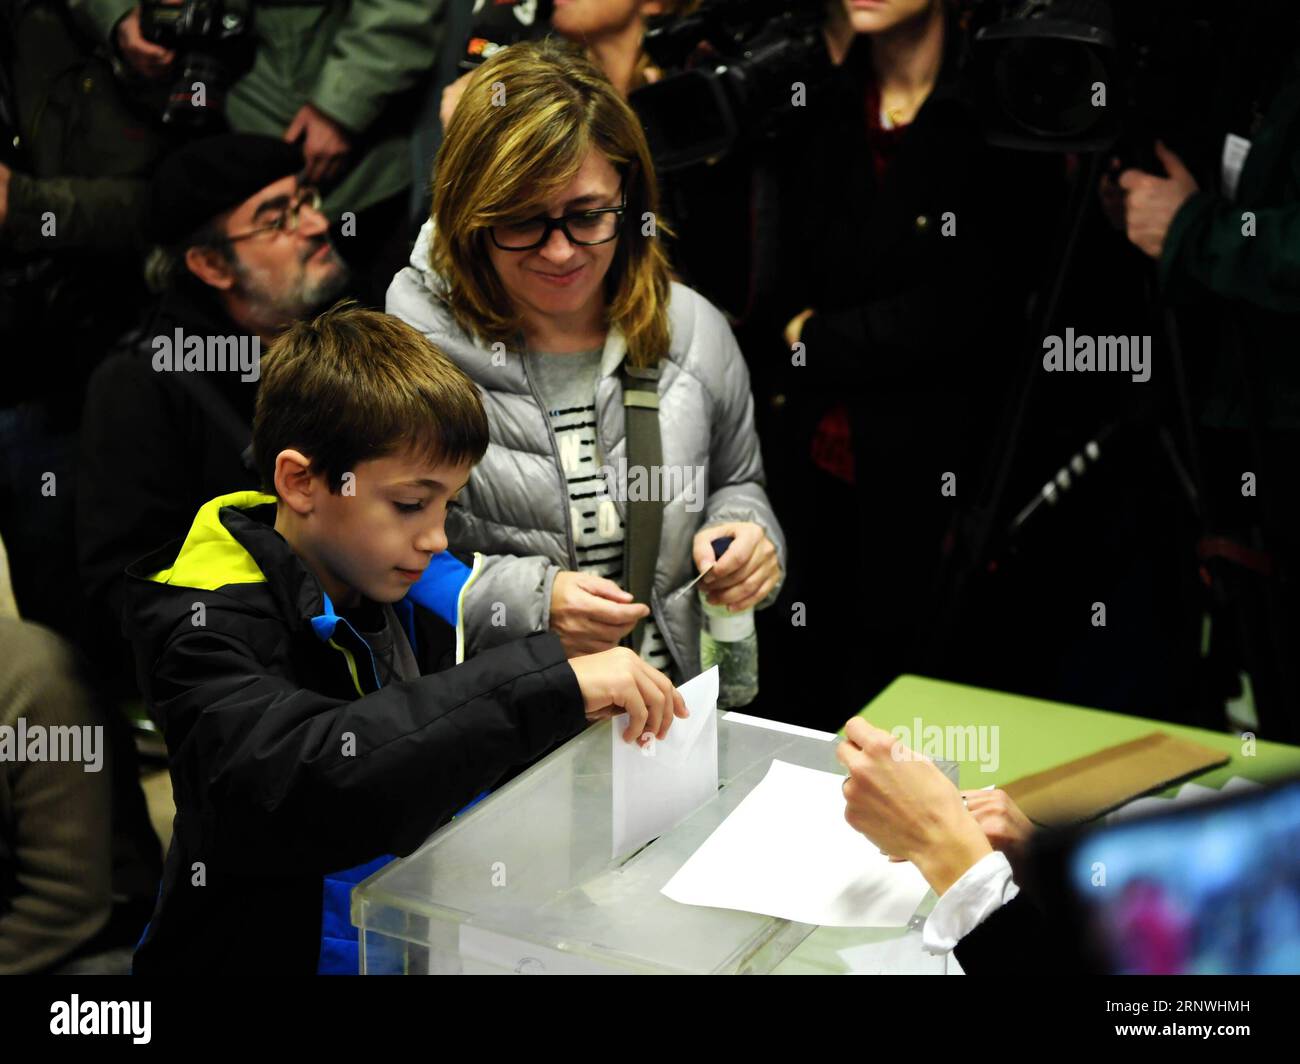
[549, 570, 649, 657]
[837, 716, 992, 896]
[569, 646, 688, 743]
[692, 522, 781, 612]
[961, 788, 1035, 882]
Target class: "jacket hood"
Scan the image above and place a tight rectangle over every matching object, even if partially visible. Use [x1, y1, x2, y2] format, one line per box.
[407, 217, 452, 300]
[124, 490, 477, 684]
[123, 490, 329, 660]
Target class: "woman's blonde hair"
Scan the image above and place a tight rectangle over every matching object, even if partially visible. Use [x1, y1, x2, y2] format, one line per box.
[430, 37, 672, 369]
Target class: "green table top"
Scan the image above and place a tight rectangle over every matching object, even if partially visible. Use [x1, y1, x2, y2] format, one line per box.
[853, 674, 1300, 793]
[776, 675, 1300, 975]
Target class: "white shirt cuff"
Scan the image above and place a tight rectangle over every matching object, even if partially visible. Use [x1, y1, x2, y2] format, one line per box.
[921, 850, 1020, 955]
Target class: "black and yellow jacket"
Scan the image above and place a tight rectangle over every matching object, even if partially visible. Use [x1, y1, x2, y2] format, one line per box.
[123, 491, 585, 974]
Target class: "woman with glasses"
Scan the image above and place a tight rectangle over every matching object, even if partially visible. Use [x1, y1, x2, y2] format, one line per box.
[388, 38, 785, 685]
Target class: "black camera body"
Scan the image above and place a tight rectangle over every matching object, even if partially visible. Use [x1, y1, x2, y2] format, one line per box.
[968, 0, 1120, 153]
[630, 0, 831, 173]
[966, 0, 1225, 162]
[139, 0, 253, 127]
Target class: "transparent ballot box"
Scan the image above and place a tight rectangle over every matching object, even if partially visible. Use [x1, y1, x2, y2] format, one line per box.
[352, 714, 948, 974]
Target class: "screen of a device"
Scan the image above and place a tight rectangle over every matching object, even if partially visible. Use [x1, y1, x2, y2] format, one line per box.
[1063, 781, 1300, 974]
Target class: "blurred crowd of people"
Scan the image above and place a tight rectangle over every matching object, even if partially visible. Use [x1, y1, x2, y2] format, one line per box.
[3, 0, 1300, 973]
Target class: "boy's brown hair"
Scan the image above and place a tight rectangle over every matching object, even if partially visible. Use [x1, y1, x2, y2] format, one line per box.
[253, 302, 490, 494]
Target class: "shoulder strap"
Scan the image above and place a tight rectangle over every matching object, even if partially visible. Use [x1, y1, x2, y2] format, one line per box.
[620, 359, 664, 655]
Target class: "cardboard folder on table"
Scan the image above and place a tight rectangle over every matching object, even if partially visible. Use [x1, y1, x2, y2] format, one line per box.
[1001, 731, 1230, 826]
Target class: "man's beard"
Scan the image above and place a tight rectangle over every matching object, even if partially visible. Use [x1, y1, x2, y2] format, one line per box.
[232, 240, 351, 326]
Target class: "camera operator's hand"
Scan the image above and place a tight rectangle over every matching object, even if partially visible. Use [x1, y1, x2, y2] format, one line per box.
[285, 103, 352, 186]
[549, 571, 649, 657]
[692, 522, 781, 612]
[838, 717, 993, 896]
[1118, 141, 1199, 261]
[115, 6, 176, 80]
[568, 646, 688, 743]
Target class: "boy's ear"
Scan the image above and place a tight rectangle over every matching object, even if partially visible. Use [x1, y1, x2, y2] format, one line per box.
[273, 449, 317, 515]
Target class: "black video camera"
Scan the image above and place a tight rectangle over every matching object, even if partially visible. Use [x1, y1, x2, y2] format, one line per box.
[629, 0, 831, 173]
[964, 0, 1227, 163]
[139, 0, 253, 127]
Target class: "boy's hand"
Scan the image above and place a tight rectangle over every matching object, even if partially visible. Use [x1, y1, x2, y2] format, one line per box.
[693, 522, 781, 611]
[550, 570, 649, 656]
[568, 646, 688, 744]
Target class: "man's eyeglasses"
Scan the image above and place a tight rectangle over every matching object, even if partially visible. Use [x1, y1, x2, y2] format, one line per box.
[489, 189, 627, 251]
[226, 187, 324, 242]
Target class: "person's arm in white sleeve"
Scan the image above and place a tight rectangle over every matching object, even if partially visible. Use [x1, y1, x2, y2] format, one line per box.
[922, 850, 1020, 954]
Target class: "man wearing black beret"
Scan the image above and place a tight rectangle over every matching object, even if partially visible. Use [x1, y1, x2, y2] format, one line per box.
[76, 133, 350, 706]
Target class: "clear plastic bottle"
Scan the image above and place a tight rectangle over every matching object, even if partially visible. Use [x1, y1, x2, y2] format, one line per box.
[698, 536, 759, 708]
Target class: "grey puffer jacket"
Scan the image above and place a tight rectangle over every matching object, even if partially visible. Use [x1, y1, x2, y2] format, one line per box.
[386, 222, 786, 682]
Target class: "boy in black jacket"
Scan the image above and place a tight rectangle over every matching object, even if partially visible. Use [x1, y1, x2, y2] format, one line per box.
[125, 304, 684, 974]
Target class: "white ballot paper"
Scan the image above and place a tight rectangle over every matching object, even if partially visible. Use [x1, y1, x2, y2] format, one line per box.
[1105, 775, 1262, 825]
[661, 759, 931, 927]
[612, 666, 719, 859]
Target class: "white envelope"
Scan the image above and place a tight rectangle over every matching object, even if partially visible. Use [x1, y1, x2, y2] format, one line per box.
[611, 666, 719, 859]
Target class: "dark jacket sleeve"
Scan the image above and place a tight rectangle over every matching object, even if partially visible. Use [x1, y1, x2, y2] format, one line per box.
[150, 626, 585, 876]
[64, 0, 134, 42]
[5, 172, 149, 255]
[796, 280, 988, 392]
[777, 98, 1059, 399]
[77, 355, 192, 628]
[309, 0, 442, 134]
[1159, 190, 1300, 313]
[952, 893, 1052, 975]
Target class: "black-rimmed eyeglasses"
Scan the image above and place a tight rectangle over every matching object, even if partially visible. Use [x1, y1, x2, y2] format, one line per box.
[489, 189, 627, 251]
